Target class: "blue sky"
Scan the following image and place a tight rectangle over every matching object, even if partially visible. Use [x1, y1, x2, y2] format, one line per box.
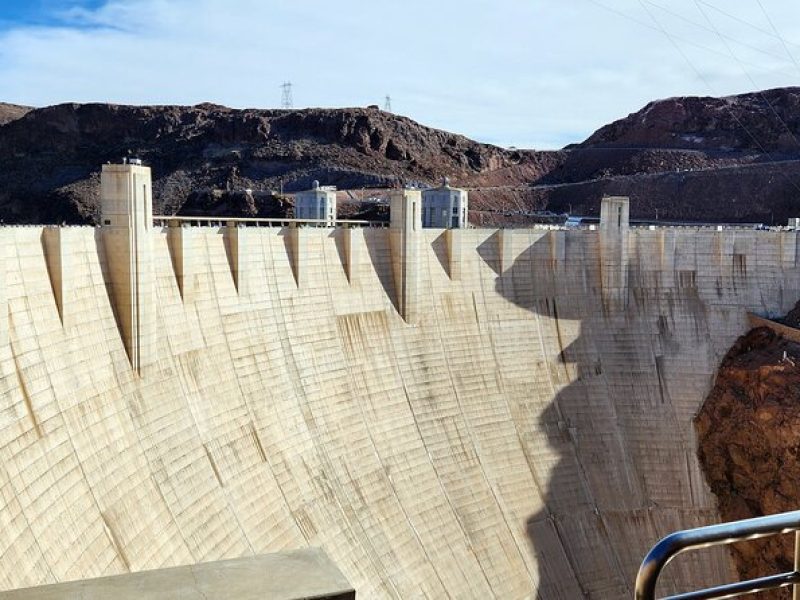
[0, 0, 104, 27]
[1, 0, 799, 148]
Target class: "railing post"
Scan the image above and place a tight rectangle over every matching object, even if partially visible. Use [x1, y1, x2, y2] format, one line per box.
[794, 530, 800, 600]
[635, 510, 800, 600]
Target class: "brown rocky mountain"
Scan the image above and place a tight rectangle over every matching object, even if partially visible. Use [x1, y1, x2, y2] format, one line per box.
[0, 102, 31, 126]
[0, 102, 553, 223]
[2, 87, 800, 224]
[581, 88, 800, 151]
[696, 323, 800, 600]
[535, 87, 800, 223]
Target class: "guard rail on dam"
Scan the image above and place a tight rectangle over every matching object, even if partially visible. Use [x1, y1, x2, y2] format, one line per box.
[635, 510, 800, 599]
[1, 163, 800, 598]
[152, 215, 389, 228]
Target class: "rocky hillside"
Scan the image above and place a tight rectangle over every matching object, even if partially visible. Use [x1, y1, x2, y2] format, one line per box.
[534, 87, 800, 223]
[3, 87, 800, 224]
[696, 322, 800, 600]
[0, 102, 554, 223]
[581, 88, 800, 151]
[0, 102, 31, 126]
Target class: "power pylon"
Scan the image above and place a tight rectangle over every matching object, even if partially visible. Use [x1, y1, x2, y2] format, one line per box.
[384, 95, 392, 112]
[280, 82, 293, 109]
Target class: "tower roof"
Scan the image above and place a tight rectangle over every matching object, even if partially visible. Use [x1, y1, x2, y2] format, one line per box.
[424, 176, 465, 193]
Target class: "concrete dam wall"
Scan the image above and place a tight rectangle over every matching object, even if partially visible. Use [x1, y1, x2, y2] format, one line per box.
[1, 206, 799, 596]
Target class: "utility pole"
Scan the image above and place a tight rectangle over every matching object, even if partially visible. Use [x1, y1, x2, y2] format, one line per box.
[384, 94, 392, 112]
[280, 82, 293, 109]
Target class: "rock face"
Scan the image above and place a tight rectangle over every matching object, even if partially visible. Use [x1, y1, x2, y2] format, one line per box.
[696, 324, 800, 599]
[538, 87, 800, 223]
[582, 89, 800, 151]
[0, 102, 31, 126]
[0, 102, 551, 223]
[4, 87, 800, 224]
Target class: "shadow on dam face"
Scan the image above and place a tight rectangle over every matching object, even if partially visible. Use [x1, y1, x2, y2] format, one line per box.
[490, 233, 678, 599]
[491, 235, 631, 598]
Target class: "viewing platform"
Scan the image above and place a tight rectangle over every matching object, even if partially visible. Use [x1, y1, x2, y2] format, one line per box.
[0, 549, 355, 600]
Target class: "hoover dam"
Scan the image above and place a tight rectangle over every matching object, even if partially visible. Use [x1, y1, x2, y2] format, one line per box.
[1, 163, 799, 598]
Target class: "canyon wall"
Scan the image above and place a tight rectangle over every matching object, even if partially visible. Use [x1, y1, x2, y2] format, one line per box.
[696, 322, 800, 600]
[0, 222, 798, 598]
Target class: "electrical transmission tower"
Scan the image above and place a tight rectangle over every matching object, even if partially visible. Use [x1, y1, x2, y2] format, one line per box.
[384, 95, 392, 112]
[280, 82, 293, 109]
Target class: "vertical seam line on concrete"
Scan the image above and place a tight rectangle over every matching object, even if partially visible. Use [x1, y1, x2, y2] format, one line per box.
[548, 236, 631, 596]
[0, 328, 56, 584]
[269, 228, 402, 599]
[195, 231, 256, 555]
[218, 231, 308, 550]
[330, 263, 452, 598]
[230, 231, 314, 549]
[6, 307, 111, 581]
[314, 228, 418, 597]
[463, 246, 539, 588]
[384, 237, 495, 597]
[392, 233, 495, 596]
[437, 237, 536, 593]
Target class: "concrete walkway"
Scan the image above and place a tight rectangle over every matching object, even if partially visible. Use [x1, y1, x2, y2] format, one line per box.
[0, 549, 355, 600]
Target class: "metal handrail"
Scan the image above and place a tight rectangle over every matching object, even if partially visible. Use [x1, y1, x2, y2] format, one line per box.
[635, 510, 800, 600]
[152, 215, 387, 228]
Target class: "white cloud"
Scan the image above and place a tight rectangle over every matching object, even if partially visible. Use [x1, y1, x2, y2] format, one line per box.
[1, 0, 799, 148]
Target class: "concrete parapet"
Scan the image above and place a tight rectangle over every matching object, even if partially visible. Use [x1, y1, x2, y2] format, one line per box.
[389, 189, 421, 323]
[100, 163, 155, 373]
[748, 312, 800, 343]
